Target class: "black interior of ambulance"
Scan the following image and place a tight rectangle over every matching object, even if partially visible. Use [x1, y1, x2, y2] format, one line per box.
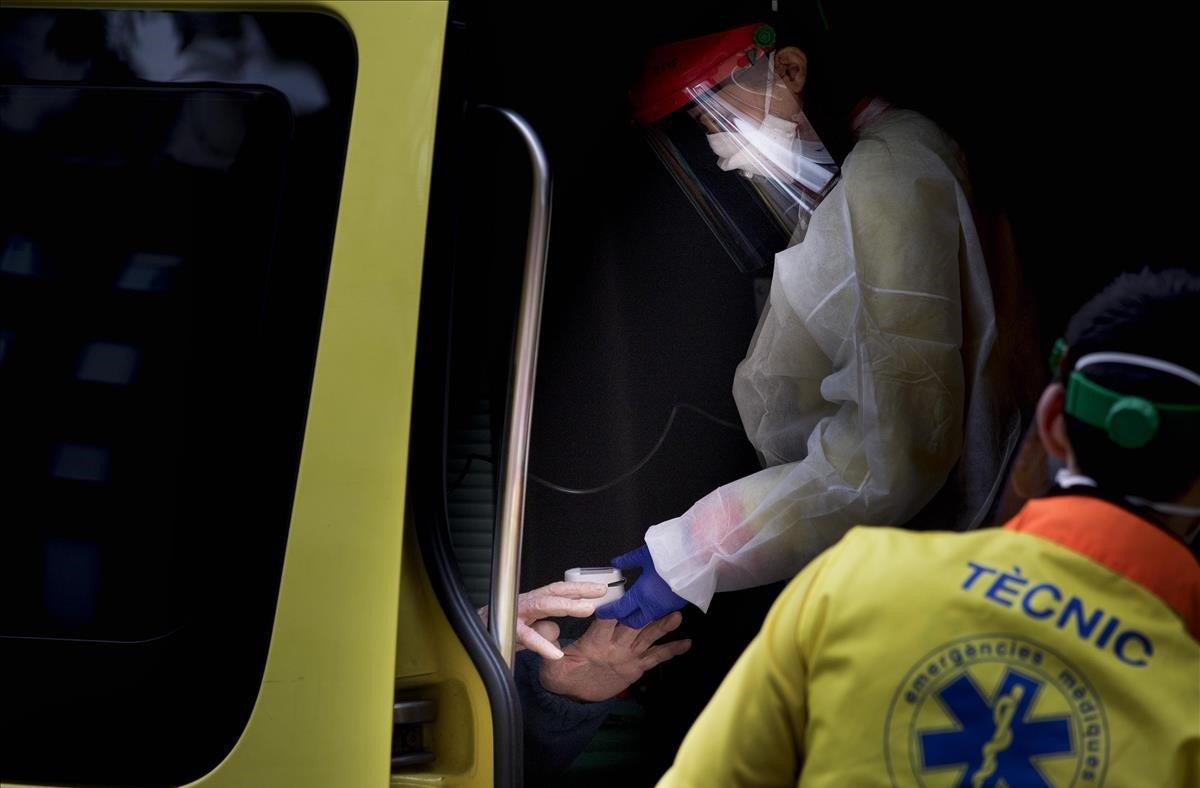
[419, 1, 1196, 785]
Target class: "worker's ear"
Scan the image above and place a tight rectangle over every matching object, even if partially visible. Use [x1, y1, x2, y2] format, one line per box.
[1036, 383, 1071, 462]
[774, 47, 808, 96]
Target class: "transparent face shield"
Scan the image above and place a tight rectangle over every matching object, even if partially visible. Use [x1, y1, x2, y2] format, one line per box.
[639, 50, 840, 272]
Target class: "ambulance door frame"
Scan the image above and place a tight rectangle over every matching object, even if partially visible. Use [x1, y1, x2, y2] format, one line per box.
[410, 87, 551, 783]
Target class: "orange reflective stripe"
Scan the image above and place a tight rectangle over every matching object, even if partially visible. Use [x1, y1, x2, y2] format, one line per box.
[1004, 496, 1200, 642]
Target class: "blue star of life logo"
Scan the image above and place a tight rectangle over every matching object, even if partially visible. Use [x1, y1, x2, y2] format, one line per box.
[885, 634, 1109, 787]
[919, 669, 1072, 787]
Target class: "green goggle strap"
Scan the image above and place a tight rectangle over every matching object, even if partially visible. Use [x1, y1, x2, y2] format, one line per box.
[1066, 370, 1200, 449]
[1049, 337, 1068, 376]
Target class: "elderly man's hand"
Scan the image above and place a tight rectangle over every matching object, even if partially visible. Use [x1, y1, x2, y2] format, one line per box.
[538, 612, 692, 702]
[477, 581, 608, 661]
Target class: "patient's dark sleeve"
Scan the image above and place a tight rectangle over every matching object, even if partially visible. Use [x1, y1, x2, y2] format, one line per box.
[514, 646, 617, 780]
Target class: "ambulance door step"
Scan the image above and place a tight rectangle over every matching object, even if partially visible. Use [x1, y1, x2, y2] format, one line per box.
[391, 699, 438, 770]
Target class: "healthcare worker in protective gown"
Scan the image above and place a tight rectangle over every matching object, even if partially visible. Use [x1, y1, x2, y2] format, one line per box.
[601, 24, 1024, 628]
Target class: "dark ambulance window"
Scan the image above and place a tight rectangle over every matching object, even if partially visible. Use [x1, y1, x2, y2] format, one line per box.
[0, 9, 355, 786]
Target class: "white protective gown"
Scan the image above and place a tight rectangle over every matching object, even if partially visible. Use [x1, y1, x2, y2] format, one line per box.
[645, 107, 1022, 610]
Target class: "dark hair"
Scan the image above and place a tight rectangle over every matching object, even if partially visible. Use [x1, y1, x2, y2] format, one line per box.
[770, 6, 873, 165]
[1061, 268, 1200, 501]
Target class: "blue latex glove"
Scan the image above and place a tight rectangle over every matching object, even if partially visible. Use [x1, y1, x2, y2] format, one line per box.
[595, 544, 687, 629]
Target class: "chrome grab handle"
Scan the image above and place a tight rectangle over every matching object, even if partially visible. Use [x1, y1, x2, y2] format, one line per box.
[482, 107, 551, 668]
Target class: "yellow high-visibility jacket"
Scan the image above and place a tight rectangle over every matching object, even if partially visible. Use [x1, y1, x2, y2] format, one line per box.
[659, 494, 1200, 787]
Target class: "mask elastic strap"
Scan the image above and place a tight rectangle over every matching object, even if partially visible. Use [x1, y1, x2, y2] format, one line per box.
[763, 52, 774, 119]
[1124, 496, 1200, 519]
[1075, 351, 1200, 387]
[1055, 469, 1200, 525]
[1054, 469, 1097, 489]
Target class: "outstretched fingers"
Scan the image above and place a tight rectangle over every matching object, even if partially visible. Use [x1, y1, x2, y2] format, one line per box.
[521, 594, 600, 620]
[518, 621, 565, 660]
[640, 639, 692, 670]
[528, 581, 607, 600]
[632, 611, 683, 652]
